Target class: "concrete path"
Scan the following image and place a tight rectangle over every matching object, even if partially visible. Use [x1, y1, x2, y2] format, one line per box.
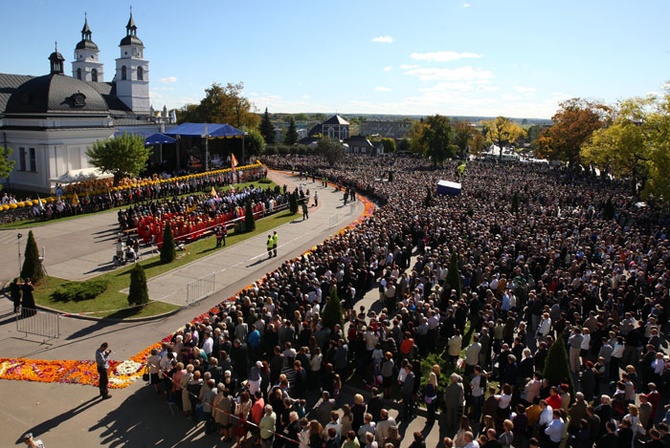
[0, 170, 374, 447]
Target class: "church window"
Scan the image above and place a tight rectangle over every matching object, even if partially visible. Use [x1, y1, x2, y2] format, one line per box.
[19, 148, 26, 171]
[29, 148, 36, 172]
[72, 93, 86, 107]
[137, 66, 143, 81]
[92, 69, 98, 82]
[121, 65, 127, 80]
[76, 68, 82, 80]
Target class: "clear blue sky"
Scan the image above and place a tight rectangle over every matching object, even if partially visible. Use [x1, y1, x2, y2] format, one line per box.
[2, 0, 669, 119]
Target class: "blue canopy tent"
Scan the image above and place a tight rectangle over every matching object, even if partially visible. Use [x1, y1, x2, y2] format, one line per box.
[144, 133, 177, 146]
[164, 122, 244, 139]
[143, 133, 177, 170]
[164, 123, 245, 171]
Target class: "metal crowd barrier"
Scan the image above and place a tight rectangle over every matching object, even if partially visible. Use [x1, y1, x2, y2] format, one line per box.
[186, 273, 217, 305]
[16, 308, 60, 341]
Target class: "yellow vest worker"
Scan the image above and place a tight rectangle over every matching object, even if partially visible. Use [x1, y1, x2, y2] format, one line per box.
[272, 232, 278, 257]
[267, 235, 273, 258]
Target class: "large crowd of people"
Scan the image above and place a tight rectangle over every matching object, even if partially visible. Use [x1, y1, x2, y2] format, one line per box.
[144, 155, 670, 448]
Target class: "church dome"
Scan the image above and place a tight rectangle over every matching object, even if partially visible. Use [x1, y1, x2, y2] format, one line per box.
[119, 34, 143, 47]
[76, 17, 99, 50]
[5, 73, 109, 115]
[119, 13, 143, 47]
[76, 39, 99, 51]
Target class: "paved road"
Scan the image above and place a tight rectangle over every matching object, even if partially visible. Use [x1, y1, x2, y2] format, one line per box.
[0, 170, 372, 447]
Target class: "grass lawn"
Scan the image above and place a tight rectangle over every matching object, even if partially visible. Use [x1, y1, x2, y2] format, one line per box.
[32, 195, 299, 319]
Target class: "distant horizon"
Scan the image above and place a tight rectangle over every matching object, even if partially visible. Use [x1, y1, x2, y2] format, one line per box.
[2, 1, 668, 120]
[257, 112, 553, 124]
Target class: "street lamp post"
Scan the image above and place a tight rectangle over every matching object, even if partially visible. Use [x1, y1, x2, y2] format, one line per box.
[17, 233, 22, 276]
[203, 125, 209, 172]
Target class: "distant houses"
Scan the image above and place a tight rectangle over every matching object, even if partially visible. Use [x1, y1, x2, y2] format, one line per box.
[289, 114, 406, 155]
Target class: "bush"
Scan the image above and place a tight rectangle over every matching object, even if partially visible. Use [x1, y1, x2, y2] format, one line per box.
[258, 177, 272, 184]
[21, 230, 43, 283]
[424, 188, 432, 207]
[543, 337, 574, 395]
[245, 200, 256, 232]
[446, 251, 462, 298]
[603, 197, 615, 220]
[128, 263, 149, 308]
[51, 279, 109, 302]
[322, 288, 344, 329]
[289, 191, 299, 214]
[160, 222, 177, 263]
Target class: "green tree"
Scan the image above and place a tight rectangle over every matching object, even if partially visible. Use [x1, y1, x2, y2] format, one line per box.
[21, 230, 43, 283]
[127, 263, 149, 308]
[244, 200, 256, 232]
[469, 130, 487, 157]
[537, 98, 611, 167]
[244, 128, 266, 158]
[284, 116, 298, 145]
[446, 251, 461, 298]
[418, 115, 458, 165]
[381, 138, 396, 154]
[86, 133, 151, 186]
[259, 108, 276, 144]
[160, 222, 177, 263]
[0, 146, 14, 190]
[322, 288, 344, 329]
[581, 97, 651, 195]
[482, 117, 526, 159]
[178, 82, 260, 130]
[542, 337, 574, 394]
[315, 137, 346, 165]
[409, 119, 428, 155]
[453, 121, 473, 158]
[639, 86, 670, 199]
[397, 139, 411, 153]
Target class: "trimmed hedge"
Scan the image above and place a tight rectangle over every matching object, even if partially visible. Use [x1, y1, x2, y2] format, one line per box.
[51, 279, 109, 302]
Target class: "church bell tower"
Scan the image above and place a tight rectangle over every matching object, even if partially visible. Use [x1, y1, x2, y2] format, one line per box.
[115, 10, 150, 115]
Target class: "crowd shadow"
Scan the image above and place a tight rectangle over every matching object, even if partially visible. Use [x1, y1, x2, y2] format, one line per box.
[15, 396, 100, 444]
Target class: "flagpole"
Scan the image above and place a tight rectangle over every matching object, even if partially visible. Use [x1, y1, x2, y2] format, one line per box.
[204, 125, 209, 172]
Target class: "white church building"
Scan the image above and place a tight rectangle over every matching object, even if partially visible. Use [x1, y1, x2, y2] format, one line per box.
[0, 13, 163, 193]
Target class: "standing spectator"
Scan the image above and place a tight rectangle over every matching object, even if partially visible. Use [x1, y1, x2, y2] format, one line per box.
[401, 365, 416, 420]
[444, 373, 465, 429]
[463, 431, 479, 448]
[464, 335, 482, 376]
[408, 431, 427, 448]
[10, 277, 22, 314]
[544, 410, 564, 448]
[375, 409, 396, 445]
[351, 393, 366, 432]
[259, 404, 277, 448]
[20, 278, 36, 316]
[293, 361, 307, 399]
[267, 235, 274, 259]
[470, 366, 486, 421]
[454, 416, 473, 448]
[95, 342, 112, 399]
[22, 433, 45, 448]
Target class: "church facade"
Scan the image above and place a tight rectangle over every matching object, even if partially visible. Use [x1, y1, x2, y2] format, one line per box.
[0, 13, 160, 193]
